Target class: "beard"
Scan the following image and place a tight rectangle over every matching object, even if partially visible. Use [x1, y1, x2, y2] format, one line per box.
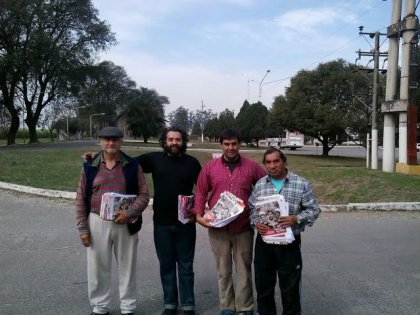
[164, 143, 182, 156]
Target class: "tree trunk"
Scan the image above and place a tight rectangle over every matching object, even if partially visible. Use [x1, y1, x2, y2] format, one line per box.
[322, 140, 329, 156]
[7, 112, 19, 145]
[26, 117, 39, 143]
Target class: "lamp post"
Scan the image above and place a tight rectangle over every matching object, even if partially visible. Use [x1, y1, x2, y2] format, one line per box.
[90, 113, 105, 138]
[258, 69, 271, 100]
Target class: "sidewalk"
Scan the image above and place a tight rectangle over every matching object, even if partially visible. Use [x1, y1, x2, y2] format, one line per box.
[1, 180, 419, 212]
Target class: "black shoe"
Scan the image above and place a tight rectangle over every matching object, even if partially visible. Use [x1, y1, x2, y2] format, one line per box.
[90, 312, 109, 315]
[183, 311, 195, 315]
[162, 309, 177, 315]
[121, 313, 135, 315]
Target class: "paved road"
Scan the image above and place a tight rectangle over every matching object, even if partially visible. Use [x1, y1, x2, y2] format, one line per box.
[1, 190, 420, 315]
[3, 140, 420, 161]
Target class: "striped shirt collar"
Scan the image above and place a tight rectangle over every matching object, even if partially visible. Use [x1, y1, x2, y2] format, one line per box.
[91, 151, 128, 167]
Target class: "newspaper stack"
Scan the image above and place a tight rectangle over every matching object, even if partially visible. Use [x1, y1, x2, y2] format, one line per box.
[204, 191, 245, 228]
[100, 192, 137, 222]
[255, 195, 295, 245]
[178, 195, 194, 224]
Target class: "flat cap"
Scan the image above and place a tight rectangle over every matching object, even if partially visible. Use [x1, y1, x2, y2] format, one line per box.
[98, 126, 124, 138]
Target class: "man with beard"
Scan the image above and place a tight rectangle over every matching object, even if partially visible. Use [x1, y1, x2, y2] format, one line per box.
[137, 126, 201, 315]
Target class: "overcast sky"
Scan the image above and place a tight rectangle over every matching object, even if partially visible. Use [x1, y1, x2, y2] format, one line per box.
[91, 0, 395, 116]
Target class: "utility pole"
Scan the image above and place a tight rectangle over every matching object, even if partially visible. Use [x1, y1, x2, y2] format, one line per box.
[356, 28, 387, 170]
[382, 0, 401, 172]
[381, 0, 419, 174]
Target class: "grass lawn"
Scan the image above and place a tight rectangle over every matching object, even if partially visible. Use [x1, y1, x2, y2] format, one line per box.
[0, 142, 419, 204]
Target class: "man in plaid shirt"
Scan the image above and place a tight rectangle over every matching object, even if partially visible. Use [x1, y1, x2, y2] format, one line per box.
[248, 148, 320, 315]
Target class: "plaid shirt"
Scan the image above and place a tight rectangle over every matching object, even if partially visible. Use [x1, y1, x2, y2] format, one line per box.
[248, 171, 320, 235]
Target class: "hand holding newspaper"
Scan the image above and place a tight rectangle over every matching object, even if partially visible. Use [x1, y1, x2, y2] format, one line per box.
[100, 192, 138, 223]
[255, 195, 295, 245]
[204, 191, 245, 228]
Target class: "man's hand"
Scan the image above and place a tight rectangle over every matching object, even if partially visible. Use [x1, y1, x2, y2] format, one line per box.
[279, 215, 298, 228]
[80, 233, 91, 247]
[82, 152, 96, 160]
[114, 210, 131, 224]
[255, 222, 272, 235]
[195, 213, 212, 228]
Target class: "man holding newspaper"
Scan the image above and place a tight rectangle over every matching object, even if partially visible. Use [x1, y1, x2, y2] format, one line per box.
[248, 148, 320, 315]
[193, 128, 266, 315]
[76, 126, 149, 315]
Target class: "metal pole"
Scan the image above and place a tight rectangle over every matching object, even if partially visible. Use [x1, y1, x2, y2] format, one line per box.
[382, 0, 402, 172]
[258, 70, 271, 100]
[366, 133, 371, 169]
[89, 115, 92, 139]
[371, 32, 380, 169]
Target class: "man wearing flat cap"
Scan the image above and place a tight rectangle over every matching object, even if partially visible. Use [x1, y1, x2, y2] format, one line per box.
[76, 126, 150, 315]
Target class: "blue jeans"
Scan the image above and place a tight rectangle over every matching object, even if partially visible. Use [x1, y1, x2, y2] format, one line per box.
[154, 223, 196, 310]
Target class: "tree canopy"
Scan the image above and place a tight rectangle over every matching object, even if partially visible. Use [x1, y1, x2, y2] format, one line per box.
[126, 87, 168, 143]
[272, 59, 362, 155]
[0, 0, 115, 144]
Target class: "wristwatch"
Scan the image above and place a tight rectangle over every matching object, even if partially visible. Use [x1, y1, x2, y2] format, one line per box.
[296, 215, 303, 225]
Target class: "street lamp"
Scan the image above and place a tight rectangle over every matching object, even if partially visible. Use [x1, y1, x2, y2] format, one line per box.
[259, 69, 271, 99]
[90, 113, 105, 138]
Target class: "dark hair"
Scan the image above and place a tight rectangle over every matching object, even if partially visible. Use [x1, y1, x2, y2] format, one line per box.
[219, 128, 240, 144]
[263, 148, 287, 164]
[159, 126, 188, 153]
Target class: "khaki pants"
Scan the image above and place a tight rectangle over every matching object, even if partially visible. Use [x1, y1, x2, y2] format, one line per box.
[87, 213, 138, 314]
[208, 228, 254, 312]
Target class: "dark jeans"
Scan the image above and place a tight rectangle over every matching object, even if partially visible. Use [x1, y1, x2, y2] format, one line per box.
[154, 222, 196, 310]
[254, 234, 302, 315]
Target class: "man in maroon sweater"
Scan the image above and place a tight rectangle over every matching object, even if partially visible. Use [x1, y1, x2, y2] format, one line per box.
[193, 128, 266, 315]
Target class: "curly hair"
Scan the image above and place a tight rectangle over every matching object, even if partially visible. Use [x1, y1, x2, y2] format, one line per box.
[159, 126, 188, 153]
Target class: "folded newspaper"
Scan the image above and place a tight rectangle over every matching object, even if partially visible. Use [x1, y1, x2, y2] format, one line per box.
[100, 192, 137, 222]
[204, 191, 245, 228]
[178, 195, 194, 224]
[255, 195, 295, 245]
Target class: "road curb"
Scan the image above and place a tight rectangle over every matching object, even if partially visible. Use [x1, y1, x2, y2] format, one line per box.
[1, 181, 419, 211]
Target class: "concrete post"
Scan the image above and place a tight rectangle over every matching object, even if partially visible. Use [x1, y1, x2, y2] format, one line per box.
[382, 0, 402, 172]
[371, 32, 380, 169]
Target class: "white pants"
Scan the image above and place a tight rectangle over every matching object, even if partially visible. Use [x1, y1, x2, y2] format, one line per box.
[87, 213, 138, 314]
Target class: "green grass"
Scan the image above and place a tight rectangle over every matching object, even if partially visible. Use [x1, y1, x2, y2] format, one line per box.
[0, 143, 419, 204]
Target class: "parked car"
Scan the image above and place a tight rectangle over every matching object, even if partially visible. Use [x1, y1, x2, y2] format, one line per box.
[417, 143, 420, 152]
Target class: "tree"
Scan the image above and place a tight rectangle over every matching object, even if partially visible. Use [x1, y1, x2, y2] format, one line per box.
[235, 100, 252, 144]
[248, 102, 269, 147]
[191, 121, 201, 137]
[168, 106, 190, 132]
[193, 108, 217, 140]
[218, 109, 235, 130]
[204, 118, 220, 142]
[126, 87, 168, 142]
[277, 59, 356, 156]
[268, 95, 287, 136]
[0, 0, 116, 144]
[73, 61, 136, 126]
